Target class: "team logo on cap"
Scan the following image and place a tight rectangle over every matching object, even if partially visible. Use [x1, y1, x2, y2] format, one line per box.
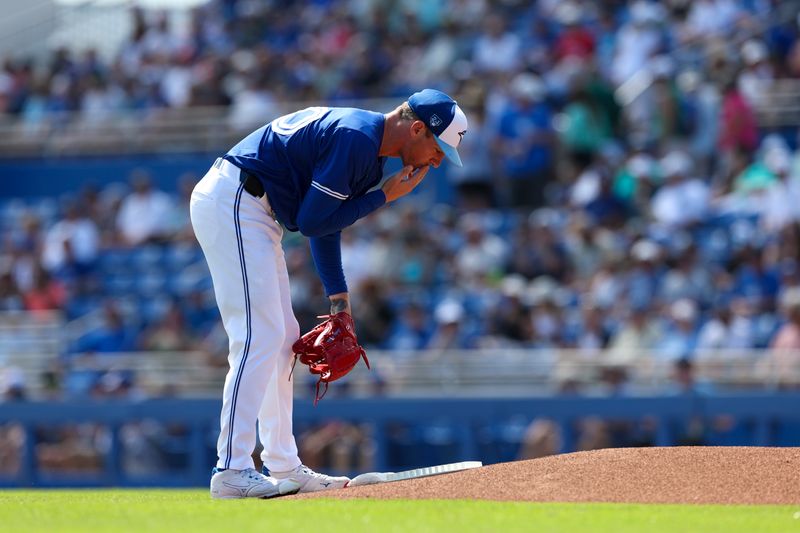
[429, 114, 442, 127]
[457, 130, 466, 146]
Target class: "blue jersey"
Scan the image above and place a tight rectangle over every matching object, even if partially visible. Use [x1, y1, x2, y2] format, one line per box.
[223, 107, 388, 296]
[225, 107, 386, 232]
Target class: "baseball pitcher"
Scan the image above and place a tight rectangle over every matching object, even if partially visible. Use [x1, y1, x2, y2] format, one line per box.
[190, 89, 467, 498]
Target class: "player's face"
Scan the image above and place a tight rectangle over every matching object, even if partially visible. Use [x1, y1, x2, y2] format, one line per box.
[402, 121, 445, 170]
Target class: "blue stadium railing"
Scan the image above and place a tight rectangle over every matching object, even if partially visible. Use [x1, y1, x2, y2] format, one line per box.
[1, 394, 799, 488]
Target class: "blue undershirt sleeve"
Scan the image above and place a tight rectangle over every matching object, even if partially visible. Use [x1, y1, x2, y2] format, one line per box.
[309, 232, 347, 296]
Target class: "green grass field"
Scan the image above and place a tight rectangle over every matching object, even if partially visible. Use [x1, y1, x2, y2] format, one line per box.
[0, 490, 797, 533]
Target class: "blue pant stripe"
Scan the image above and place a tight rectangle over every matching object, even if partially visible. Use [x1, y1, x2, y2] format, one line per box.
[224, 183, 253, 470]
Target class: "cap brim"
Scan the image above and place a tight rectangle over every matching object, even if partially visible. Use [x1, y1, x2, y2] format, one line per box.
[435, 136, 463, 167]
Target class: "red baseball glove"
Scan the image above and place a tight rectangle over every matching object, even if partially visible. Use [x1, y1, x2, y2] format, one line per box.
[291, 312, 370, 405]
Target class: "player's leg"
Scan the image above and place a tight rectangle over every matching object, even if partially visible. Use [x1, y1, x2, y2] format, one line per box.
[247, 215, 350, 492]
[256, 230, 301, 473]
[256, 236, 350, 492]
[190, 163, 299, 498]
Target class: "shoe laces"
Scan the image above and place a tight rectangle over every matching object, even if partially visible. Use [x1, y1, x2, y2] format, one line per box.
[242, 468, 263, 481]
[297, 465, 321, 477]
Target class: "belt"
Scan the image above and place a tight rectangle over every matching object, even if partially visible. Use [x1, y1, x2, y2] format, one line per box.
[214, 157, 265, 198]
[240, 171, 265, 198]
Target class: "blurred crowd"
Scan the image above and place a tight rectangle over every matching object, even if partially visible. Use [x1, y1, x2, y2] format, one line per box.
[4, 0, 800, 479]
[1, 0, 800, 128]
[1, 0, 800, 398]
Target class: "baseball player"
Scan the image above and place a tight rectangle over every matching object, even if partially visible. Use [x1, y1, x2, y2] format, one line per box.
[190, 89, 467, 499]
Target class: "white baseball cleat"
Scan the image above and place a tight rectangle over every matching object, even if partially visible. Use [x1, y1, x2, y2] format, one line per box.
[268, 465, 350, 493]
[210, 467, 301, 499]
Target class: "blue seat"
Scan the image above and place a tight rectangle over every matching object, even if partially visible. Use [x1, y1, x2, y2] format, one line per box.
[114, 295, 141, 318]
[98, 249, 136, 274]
[140, 295, 172, 323]
[170, 266, 212, 295]
[136, 270, 168, 296]
[63, 370, 102, 397]
[165, 244, 204, 271]
[64, 296, 101, 320]
[131, 245, 165, 270]
[32, 198, 59, 227]
[103, 274, 137, 295]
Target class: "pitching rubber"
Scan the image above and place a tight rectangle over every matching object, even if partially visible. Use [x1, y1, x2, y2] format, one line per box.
[346, 461, 483, 487]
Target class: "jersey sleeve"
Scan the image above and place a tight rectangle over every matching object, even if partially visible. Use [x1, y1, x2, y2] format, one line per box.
[296, 188, 385, 237]
[295, 128, 386, 237]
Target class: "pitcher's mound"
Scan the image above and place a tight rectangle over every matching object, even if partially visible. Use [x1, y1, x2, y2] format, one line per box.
[290, 447, 800, 504]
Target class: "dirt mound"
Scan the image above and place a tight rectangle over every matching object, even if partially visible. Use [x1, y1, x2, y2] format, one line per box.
[290, 447, 800, 504]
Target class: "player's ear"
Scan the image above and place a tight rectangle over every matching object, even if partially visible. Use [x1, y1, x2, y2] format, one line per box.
[411, 120, 426, 137]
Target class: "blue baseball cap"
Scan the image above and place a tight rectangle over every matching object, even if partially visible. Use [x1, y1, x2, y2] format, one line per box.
[408, 89, 468, 167]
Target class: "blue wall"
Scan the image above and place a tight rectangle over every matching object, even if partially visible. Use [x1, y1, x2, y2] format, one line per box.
[0, 154, 212, 198]
[0, 155, 452, 203]
[1, 394, 798, 488]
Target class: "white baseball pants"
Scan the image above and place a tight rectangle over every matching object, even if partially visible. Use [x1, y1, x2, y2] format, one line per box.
[189, 158, 301, 473]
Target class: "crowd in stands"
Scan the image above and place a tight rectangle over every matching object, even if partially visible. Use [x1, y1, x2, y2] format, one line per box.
[4, 0, 800, 479]
[1, 0, 800, 404]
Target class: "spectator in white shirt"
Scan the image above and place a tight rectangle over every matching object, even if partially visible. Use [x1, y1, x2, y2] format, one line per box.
[737, 40, 774, 110]
[454, 215, 509, 280]
[42, 200, 100, 276]
[472, 14, 521, 75]
[116, 171, 173, 246]
[696, 301, 755, 353]
[685, 0, 742, 39]
[651, 150, 709, 229]
[610, 1, 663, 86]
[142, 11, 183, 58]
[760, 147, 800, 232]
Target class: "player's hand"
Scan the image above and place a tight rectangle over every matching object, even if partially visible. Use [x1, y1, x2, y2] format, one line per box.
[381, 165, 430, 203]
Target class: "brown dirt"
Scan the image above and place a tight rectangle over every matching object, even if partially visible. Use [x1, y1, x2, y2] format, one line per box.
[288, 447, 800, 504]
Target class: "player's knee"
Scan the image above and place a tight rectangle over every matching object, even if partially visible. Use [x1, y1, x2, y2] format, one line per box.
[286, 319, 300, 343]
